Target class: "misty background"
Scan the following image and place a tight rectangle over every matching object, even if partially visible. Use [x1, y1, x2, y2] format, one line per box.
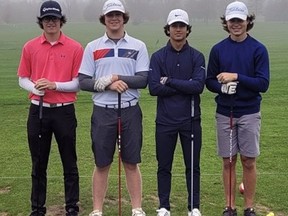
[0, 0, 288, 25]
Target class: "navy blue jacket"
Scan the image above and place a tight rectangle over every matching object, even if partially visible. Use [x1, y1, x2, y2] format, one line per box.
[148, 41, 206, 125]
[206, 35, 270, 118]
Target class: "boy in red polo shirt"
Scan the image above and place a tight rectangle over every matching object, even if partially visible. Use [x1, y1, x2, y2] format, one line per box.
[17, 1, 83, 215]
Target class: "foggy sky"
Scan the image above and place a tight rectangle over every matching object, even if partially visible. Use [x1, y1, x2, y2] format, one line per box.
[0, 0, 287, 24]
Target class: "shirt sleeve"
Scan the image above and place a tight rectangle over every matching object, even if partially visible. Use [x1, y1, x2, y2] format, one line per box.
[79, 43, 96, 77]
[135, 42, 150, 73]
[148, 52, 178, 96]
[55, 78, 80, 92]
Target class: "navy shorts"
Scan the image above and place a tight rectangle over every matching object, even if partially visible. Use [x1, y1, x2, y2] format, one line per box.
[91, 103, 143, 167]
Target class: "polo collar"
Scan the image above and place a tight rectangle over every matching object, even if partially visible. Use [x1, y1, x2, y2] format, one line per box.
[40, 31, 65, 45]
[103, 31, 129, 43]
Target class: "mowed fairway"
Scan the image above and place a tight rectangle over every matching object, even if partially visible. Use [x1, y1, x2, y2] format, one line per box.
[0, 21, 287, 215]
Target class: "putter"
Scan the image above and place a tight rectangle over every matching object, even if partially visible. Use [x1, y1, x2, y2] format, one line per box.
[229, 99, 233, 216]
[117, 93, 122, 216]
[190, 96, 194, 214]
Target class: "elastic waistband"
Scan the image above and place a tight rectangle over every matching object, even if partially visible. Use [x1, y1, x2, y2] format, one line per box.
[31, 99, 73, 108]
[96, 99, 138, 109]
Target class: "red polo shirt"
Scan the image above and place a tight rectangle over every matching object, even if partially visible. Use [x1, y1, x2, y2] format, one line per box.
[18, 32, 83, 103]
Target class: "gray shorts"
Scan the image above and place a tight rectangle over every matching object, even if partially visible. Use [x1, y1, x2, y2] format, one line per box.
[216, 112, 261, 158]
[91, 103, 143, 167]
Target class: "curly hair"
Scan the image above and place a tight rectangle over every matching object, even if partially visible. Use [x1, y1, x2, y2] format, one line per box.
[220, 14, 256, 32]
[36, 16, 67, 29]
[163, 24, 192, 37]
[99, 12, 130, 25]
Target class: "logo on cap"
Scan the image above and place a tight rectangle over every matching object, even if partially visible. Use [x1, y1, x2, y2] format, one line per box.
[225, 1, 248, 21]
[106, 3, 122, 8]
[228, 6, 246, 13]
[40, 0, 62, 18]
[102, 0, 125, 15]
[43, 7, 60, 13]
[167, 9, 189, 25]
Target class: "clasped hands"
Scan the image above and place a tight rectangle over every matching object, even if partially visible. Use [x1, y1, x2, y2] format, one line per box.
[94, 74, 128, 93]
[33, 78, 57, 96]
[217, 72, 238, 95]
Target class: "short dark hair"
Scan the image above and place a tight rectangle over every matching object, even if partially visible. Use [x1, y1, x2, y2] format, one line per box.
[99, 12, 130, 25]
[37, 15, 67, 29]
[220, 14, 256, 32]
[163, 24, 192, 37]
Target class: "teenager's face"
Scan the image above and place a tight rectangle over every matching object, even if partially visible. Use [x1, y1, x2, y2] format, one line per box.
[105, 11, 124, 32]
[169, 22, 188, 42]
[227, 18, 248, 38]
[41, 16, 61, 34]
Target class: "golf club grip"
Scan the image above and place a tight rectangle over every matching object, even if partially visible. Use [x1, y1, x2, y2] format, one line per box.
[39, 96, 44, 120]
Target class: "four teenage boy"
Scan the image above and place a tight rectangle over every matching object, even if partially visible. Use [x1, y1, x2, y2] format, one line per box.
[18, 0, 269, 215]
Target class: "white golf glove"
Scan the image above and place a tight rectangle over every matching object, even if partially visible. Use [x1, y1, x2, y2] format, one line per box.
[32, 87, 45, 96]
[221, 82, 238, 95]
[160, 77, 168, 85]
[94, 74, 113, 92]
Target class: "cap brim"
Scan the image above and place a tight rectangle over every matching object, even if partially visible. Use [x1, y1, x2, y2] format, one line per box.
[40, 13, 62, 18]
[225, 14, 247, 21]
[104, 9, 125, 15]
[168, 19, 189, 25]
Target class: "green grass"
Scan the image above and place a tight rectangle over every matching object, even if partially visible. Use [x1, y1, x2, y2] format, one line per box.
[0, 21, 288, 215]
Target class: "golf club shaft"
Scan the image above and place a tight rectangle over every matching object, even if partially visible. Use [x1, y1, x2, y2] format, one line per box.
[117, 93, 122, 216]
[191, 96, 194, 212]
[229, 99, 233, 215]
[37, 95, 44, 211]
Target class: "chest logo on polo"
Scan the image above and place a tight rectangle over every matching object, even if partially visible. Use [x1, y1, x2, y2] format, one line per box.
[118, 49, 139, 60]
[93, 49, 114, 60]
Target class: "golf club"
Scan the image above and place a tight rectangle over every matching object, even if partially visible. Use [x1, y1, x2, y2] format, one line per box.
[191, 96, 195, 214]
[117, 92, 122, 216]
[37, 95, 44, 213]
[229, 98, 233, 216]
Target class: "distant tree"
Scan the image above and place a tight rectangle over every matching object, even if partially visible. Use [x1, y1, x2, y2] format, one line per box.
[62, 0, 84, 21]
[245, 0, 263, 16]
[126, 0, 149, 24]
[264, 0, 288, 21]
[1, 1, 11, 24]
[127, 0, 184, 24]
[184, 0, 218, 22]
[83, 0, 103, 22]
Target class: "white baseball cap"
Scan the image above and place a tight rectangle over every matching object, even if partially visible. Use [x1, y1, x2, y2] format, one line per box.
[102, 0, 125, 15]
[167, 9, 189, 25]
[225, 1, 248, 21]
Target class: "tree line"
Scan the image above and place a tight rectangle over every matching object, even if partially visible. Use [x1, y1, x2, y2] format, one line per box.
[0, 0, 287, 24]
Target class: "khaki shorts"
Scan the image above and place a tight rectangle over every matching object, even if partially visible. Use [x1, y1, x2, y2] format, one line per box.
[216, 112, 261, 158]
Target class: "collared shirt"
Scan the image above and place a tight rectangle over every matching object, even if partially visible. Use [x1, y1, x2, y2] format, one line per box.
[18, 32, 83, 103]
[79, 32, 149, 106]
[149, 41, 206, 125]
